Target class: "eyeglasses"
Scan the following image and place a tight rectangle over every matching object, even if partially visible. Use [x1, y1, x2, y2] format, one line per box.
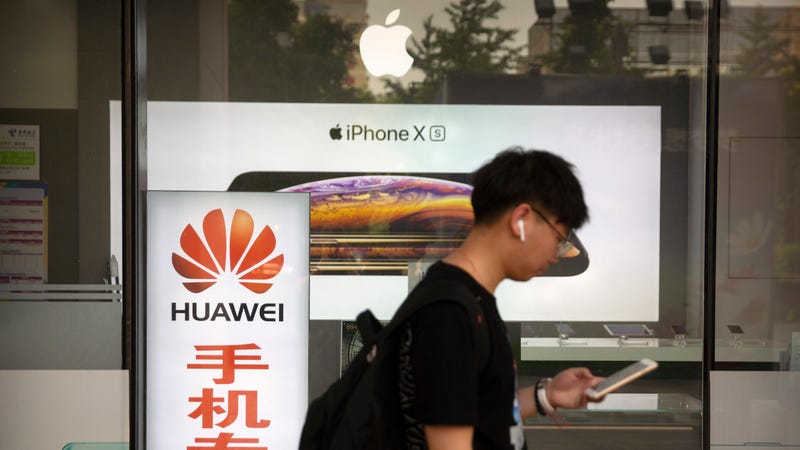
[527, 204, 580, 258]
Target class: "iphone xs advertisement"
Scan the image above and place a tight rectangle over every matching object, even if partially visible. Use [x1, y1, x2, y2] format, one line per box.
[113, 102, 661, 321]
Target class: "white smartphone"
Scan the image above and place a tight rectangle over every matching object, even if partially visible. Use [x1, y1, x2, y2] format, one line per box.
[585, 358, 659, 400]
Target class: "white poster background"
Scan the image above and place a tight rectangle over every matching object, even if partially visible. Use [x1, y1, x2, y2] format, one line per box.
[146, 191, 309, 450]
[119, 101, 660, 322]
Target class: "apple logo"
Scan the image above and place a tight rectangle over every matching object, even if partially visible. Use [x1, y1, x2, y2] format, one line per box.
[329, 124, 343, 140]
[359, 9, 414, 77]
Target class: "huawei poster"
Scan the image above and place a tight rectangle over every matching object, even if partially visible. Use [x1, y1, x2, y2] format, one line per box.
[146, 191, 309, 449]
[114, 101, 661, 321]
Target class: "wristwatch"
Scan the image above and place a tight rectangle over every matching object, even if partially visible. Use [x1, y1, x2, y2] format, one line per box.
[535, 377, 556, 416]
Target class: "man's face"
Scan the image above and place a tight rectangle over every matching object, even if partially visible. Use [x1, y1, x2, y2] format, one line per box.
[513, 205, 572, 279]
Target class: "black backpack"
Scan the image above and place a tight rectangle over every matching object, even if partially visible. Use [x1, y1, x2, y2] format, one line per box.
[298, 278, 490, 450]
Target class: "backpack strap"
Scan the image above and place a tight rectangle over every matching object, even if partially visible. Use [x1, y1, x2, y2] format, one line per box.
[382, 278, 490, 372]
[355, 309, 383, 345]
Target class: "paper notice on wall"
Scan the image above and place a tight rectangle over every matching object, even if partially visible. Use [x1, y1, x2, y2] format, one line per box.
[0, 125, 40, 181]
[0, 183, 47, 283]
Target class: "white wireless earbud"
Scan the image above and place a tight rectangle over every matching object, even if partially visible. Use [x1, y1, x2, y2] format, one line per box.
[517, 219, 526, 242]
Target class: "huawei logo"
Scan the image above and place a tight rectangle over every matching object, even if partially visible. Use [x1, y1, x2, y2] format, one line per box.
[171, 209, 284, 294]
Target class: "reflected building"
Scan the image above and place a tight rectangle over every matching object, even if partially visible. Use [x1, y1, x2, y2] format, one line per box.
[527, 2, 800, 76]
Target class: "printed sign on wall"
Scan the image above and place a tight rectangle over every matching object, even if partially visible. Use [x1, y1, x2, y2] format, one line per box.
[0, 125, 39, 180]
[0, 182, 47, 283]
[146, 191, 309, 449]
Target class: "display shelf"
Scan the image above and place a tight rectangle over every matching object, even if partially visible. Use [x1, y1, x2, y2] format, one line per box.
[586, 393, 701, 413]
[520, 337, 701, 361]
[520, 337, 785, 363]
[524, 393, 701, 429]
[714, 340, 785, 363]
[711, 446, 800, 449]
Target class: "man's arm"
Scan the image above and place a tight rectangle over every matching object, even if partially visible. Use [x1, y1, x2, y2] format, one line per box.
[425, 425, 473, 450]
[520, 367, 604, 419]
[518, 385, 539, 418]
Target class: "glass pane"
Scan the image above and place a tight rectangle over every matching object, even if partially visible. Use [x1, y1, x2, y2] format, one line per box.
[146, 1, 709, 448]
[712, 1, 800, 447]
[716, 2, 800, 363]
[0, 0, 126, 448]
[0, 0, 122, 367]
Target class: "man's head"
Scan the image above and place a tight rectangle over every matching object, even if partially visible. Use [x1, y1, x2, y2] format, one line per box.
[471, 147, 588, 229]
[470, 148, 589, 279]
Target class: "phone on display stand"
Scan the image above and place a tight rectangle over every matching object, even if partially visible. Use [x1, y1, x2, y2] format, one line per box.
[585, 358, 659, 400]
[555, 323, 575, 338]
[727, 325, 744, 335]
[671, 324, 687, 336]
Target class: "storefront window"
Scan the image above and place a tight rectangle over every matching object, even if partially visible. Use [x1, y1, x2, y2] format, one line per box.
[6, 0, 797, 448]
[711, 3, 800, 447]
[0, 1, 127, 448]
[143, 1, 717, 448]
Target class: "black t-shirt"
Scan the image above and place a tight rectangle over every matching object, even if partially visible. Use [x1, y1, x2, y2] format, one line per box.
[399, 261, 526, 450]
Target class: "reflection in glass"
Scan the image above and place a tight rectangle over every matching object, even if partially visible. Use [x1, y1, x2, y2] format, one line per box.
[717, 3, 800, 365]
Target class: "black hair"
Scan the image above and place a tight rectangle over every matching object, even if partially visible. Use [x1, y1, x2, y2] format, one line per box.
[470, 147, 589, 228]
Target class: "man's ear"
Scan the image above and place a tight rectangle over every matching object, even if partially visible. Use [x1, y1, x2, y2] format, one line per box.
[509, 204, 530, 241]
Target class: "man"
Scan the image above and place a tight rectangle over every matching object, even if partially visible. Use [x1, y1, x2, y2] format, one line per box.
[399, 147, 603, 450]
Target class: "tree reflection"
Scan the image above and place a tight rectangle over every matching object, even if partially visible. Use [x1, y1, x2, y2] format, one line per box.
[383, 0, 522, 103]
[733, 5, 800, 104]
[228, 0, 374, 102]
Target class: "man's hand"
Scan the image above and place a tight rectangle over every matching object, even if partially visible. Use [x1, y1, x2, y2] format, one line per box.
[547, 367, 605, 409]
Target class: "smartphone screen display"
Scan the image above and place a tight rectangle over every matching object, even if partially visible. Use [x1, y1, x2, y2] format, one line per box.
[727, 325, 744, 334]
[603, 323, 651, 337]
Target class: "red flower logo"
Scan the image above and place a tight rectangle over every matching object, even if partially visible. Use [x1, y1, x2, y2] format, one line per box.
[172, 209, 284, 294]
